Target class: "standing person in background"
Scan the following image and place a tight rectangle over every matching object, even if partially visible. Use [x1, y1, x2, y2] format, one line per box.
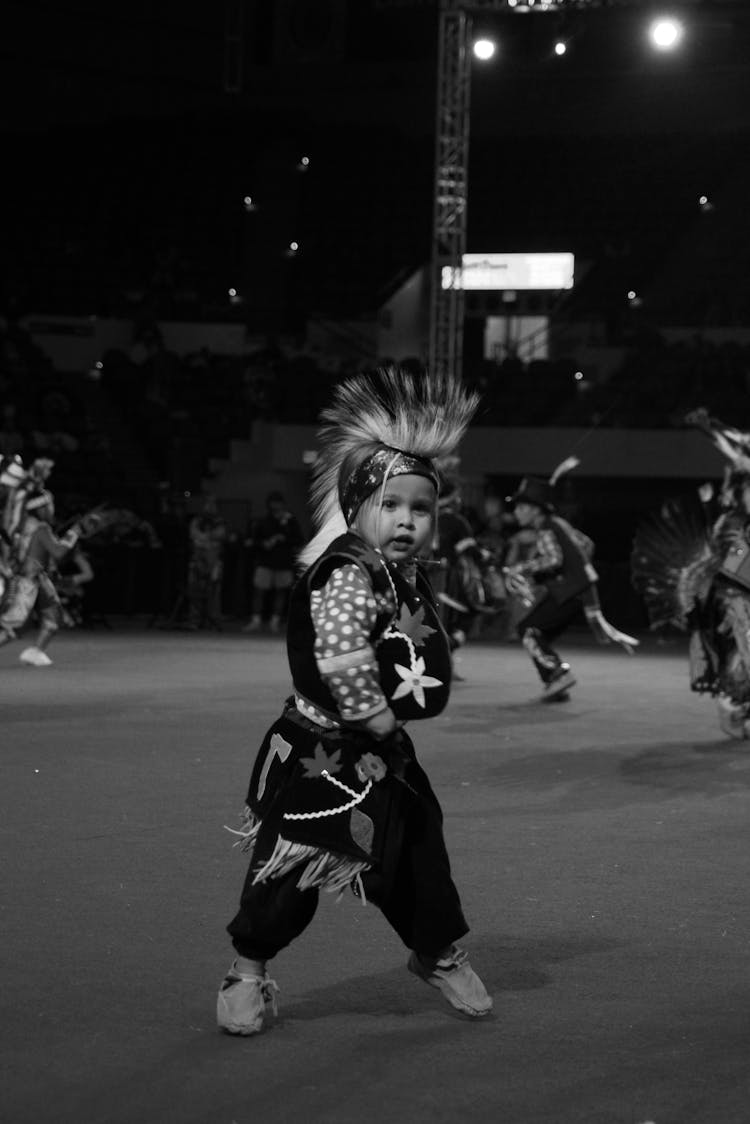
[433, 480, 503, 676]
[153, 486, 190, 623]
[56, 544, 94, 628]
[434, 481, 479, 658]
[243, 491, 303, 634]
[186, 494, 227, 630]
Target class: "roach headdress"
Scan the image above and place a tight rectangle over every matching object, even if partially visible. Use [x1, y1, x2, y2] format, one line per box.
[686, 408, 750, 474]
[299, 367, 479, 568]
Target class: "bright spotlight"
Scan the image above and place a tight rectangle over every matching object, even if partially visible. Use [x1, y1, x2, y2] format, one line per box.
[473, 38, 496, 62]
[649, 17, 684, 51]
[627, 290, 637, 301]
[554, 41, 567, 57]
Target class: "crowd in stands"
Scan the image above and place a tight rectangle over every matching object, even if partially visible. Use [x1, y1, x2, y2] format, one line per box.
[0, 321, 119, 508]
[465, 333, 750, 429]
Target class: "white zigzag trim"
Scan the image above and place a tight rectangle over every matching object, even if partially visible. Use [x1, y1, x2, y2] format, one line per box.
[282, 772, 373, 821]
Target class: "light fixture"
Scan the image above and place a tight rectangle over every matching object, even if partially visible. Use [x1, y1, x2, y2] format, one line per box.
[473, 38, 497, 62]
[648, 17, 684, 51]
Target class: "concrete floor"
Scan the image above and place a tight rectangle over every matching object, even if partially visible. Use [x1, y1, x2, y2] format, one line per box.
[2, 629, 749, 1124]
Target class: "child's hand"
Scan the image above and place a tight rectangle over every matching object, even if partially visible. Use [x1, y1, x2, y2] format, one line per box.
[356, 752, 387, 783]
[362, 707, 397, 741]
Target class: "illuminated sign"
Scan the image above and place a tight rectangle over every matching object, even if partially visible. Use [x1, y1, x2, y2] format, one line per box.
[442, 252, 574, 291]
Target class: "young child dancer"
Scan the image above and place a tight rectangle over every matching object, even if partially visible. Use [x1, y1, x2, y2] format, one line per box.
[218, 368, 491, 1035]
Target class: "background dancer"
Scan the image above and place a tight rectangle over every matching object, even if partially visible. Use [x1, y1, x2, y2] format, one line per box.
[218, 368, 491, 1036]
[0, 490, 81, 666]
[505, 459, 638, 702]
[633, 409, 750, 740]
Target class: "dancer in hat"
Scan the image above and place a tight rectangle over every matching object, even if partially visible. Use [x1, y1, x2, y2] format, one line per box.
[505, 459, 638, 702]
[218, 367, 492, 1036]
[633, 409, 750, 739]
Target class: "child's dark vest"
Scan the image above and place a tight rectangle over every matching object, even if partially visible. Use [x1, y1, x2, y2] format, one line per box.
[287, 532, 452, 722]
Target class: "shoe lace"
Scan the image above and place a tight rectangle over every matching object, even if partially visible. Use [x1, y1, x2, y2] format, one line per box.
[260, 976, 280, 1017]
[436, 946, 468, 971]
[228, 968, 281, 1016]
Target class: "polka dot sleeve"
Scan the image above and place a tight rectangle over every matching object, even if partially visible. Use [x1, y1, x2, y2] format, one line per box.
[310, 563, 388, 722]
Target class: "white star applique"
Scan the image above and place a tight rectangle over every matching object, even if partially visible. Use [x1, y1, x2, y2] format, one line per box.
[391, 657, 442, 709]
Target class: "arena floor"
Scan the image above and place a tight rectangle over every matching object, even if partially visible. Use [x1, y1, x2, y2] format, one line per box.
[3, 628, 749, 1124]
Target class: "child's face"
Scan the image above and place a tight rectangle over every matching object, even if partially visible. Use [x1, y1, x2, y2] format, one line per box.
[513, 501, 542, 528]
[354, 474, 436, 562]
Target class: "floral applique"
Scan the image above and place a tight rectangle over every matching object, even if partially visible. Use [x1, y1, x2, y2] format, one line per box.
[391, 657, 442, 708]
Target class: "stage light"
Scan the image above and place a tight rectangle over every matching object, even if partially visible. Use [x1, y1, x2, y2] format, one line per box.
[243, 195, 256, 212]
[627, 290, 637, 301]
[648, 17, 684, 51]
[297, 156, 310, 171]
[473, 38, 497, 62]
[574, 371, 584, 381]
[228, 288, 237, 297]
[554, 41, 567, 57]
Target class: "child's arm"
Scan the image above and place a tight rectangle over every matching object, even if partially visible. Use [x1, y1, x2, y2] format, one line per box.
[310, 562, 395, 768]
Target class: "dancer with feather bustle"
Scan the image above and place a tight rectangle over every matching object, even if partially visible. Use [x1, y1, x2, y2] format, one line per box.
[632, 409, 750, 739]
[505, 457, 638, 702]
[218, 367, 492, 1036]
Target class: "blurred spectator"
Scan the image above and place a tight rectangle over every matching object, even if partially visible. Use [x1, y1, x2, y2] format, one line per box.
[57, 545, 95, 628]
[0, 404, 23, 457]
[186, 494, 227, 630]
[243, 491, 303, 634]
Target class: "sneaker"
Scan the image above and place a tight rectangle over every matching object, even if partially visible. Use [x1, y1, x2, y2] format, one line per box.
[543, 666, 576, 701]
[19, 647, 53, 667]
[268, 615, 282, 635]
[407, 947, 492, 1017]
[242, 617, 262, 634]
[217, 962, 279, 1036]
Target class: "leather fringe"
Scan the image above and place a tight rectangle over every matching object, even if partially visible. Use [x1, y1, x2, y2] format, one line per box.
[227, 806, 370, 894]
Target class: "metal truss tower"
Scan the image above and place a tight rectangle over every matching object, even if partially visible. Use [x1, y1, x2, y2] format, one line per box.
[428, 1, 472, 379]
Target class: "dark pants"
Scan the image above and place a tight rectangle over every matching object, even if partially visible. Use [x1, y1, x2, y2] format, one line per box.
[517, 595, 582, 683]
[226, 764, 469, 961]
